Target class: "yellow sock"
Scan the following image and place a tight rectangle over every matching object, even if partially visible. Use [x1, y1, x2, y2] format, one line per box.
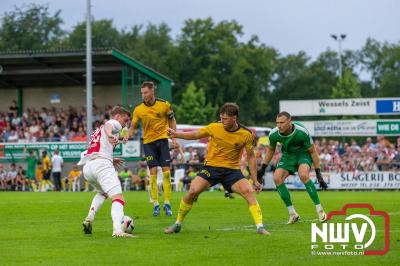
[249, 202, 263, 226]
[39, 180, 43, 191]
[163, 171, 172, 203]
[150, 174, 158, 204]
[84, 181, 89, 190]
[31, 181, 37, 191]
[61, 180, 66, 190]
[177, 200, 193, 223]
[45, 180, 53, 187]
[68, 181, 73, 191]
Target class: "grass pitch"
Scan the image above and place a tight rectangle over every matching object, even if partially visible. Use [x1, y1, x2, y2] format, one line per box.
[0, 191, 398, 265]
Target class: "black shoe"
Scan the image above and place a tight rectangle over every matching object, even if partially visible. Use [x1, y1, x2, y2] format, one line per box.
[224, 191, 234, 199]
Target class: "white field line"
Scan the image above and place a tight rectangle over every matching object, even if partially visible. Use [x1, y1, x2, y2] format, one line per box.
[215, 211, 399, 231]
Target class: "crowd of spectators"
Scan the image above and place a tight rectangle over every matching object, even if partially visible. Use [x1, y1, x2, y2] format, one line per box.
[1, 134, 399, 192]
[0, 101, 115, 143]
[253, 136, 400, 173]
[1, 101, 399, 192]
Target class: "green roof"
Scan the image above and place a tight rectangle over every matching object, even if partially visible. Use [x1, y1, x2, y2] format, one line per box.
[0, 48, 173, 89]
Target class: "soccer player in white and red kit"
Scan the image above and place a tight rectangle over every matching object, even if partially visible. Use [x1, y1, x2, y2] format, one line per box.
[79, 106, 132, 238]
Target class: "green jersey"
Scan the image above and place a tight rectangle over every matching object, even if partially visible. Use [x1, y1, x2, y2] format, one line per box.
[26, 156, 37, 179]
[269, 122, 313, 154]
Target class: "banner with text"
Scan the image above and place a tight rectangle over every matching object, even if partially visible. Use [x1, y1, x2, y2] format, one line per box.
[263, 171, 400, 190]
[0, 141, 141, 160]
[299, 119, 400, 136]
[280, 98, 400, 116]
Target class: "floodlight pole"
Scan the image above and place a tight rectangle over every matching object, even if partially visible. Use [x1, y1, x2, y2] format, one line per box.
[86, 0, 93, 143]
[331, 34, 346, 80]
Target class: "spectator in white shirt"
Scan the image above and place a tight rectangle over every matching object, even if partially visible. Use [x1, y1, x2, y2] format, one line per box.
[51, 149, 64, 191]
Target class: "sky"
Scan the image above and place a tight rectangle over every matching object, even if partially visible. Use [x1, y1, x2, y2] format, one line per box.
[0, 0, 399, 58]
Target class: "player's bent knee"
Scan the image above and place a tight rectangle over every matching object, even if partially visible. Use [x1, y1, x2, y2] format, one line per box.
[149, 167, 158, 175]
[298, 173, 309, 183]
[273, 174, 284, 185]
[240, 188, 257, 204]
[238, 185, 253, 196]
[187, 188, 201, 200]
[111, 193, 124, 202]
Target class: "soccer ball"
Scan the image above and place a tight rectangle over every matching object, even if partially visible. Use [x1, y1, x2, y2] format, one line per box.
[121, 215, 134, 234]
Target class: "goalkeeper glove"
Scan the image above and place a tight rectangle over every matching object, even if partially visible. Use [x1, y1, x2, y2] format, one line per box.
[257, 164, 267, 184]
[315, 168, 328, 190]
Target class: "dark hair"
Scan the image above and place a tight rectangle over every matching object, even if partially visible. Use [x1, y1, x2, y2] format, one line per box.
[219, 103, 239, 117]
[110, 106, 130, 117]
[277, 111, 291, 120]
[140, 81, 156, 89]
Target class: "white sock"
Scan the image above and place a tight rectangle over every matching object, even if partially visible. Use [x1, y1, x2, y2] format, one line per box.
[87, 193, 106, 221]
[316, 204, 323, 213]
[154, 202, 159, 206]
[287, 205, 296, 215]
[256, 223, 264, 229]
[111, 200, 125, 233]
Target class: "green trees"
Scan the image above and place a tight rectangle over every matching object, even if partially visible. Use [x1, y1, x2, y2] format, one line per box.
[0, 3, 64, 51]
[0, 4, 399, 124]
[174, 82, 217, 125]
[64, 19, 120, 49]
[169, 18, 276, 124]
[359, 38, 400, 97]
[331, 69, 361, 98]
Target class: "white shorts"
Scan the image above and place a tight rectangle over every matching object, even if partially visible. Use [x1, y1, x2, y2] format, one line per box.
[83, 159, 122, 197]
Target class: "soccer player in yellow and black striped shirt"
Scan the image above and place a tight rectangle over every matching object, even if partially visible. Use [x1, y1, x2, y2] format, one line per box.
[124, 81, 177, 217]
[164, 103, 269, 235]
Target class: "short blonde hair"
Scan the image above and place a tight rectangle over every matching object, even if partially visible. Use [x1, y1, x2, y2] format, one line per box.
[110, 106, 130, 117]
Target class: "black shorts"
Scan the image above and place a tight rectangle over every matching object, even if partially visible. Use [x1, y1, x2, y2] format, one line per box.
[197, 166, 245, 193]
[143, 139, 171, 168]
[43, 170, 51, 180]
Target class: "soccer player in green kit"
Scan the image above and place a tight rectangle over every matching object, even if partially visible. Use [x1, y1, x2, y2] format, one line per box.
[24, 148, 38, 192]
[257, 112, 328, 224]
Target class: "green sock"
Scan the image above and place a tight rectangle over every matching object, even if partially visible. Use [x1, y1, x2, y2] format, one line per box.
[276, 183, 293, 207]
[304, 180, 320, 205]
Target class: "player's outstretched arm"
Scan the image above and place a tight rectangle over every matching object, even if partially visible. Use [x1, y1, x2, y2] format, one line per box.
[123, 123, 138, 143]
[167, 128, 204, 140]
[308, 145, 328, 190]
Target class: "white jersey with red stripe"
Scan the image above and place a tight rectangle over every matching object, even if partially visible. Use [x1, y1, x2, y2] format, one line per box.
[77, 119, 122, 165]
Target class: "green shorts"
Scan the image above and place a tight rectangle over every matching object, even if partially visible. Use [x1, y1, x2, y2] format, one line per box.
[276, 153, 312, 175]
[26, 170, 36, 180]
